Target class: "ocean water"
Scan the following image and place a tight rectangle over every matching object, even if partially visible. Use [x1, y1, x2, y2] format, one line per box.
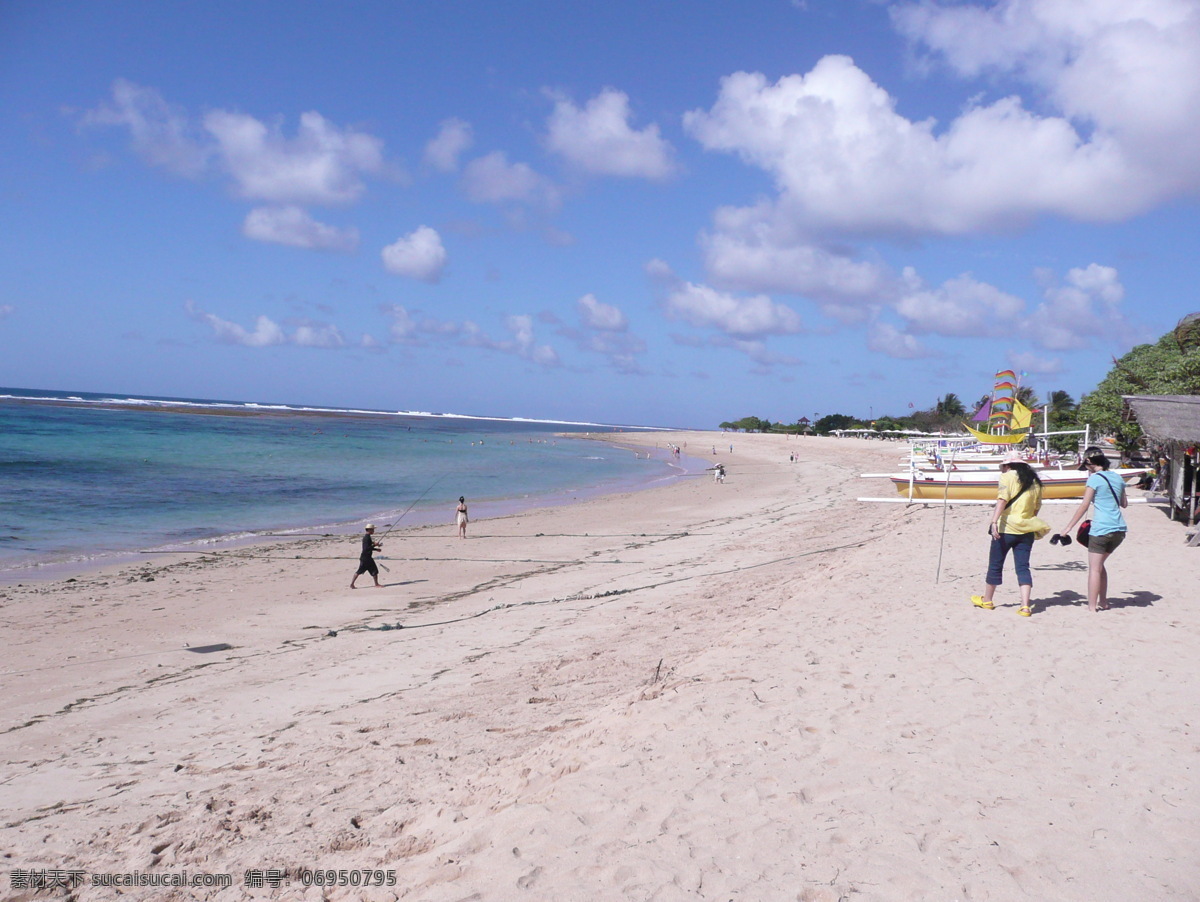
[0, 388, 697, 577]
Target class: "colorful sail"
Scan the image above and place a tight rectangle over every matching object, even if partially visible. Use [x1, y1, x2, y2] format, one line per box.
[962, 370, 1032, 443]
[1010, 399, 1033, 431]
[963, 422, 1027, 445]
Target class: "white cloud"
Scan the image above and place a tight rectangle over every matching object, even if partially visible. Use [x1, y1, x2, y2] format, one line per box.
[0, 304, 13, 320]
[644, 258, 676, 283]
[82, 79, 209, 177]
[895, 270, 1025, 336]
[186, 301, 348, 349]
[579, 330, 646, 374]
[83, 81, 395, 208]
[460, 151, 559, 208]
[665, 281, 803, 338]
[460, 313, 560, 366]
[677, 8, 1200, 329]
[1008, 349, 1063, 376]
[504, 314, 560, 366]
[383, 304, 557, 365]
[186, 300, 285, 348]
[291, 322, 346, 348]
[545, 88, 676, 178]
[381, 226, 448, 282]
[701, 202, 895, 303]
[424, 118, 474, 172]
[679, 23, 1200, 308]
[561, 295, 645, 373]
[867, 320, 933, 359]
[242, 205, 359, 251]
[685, 57, 1155, 237]
[892, 0, 1200, 186]
[1023, 263, 1132, 350]
[383, 304, 461, 345]
[204, 109, 387, 205]
[716, 336, 803, 369]
[577, 293, 628, 331]
[386, 304, 419, 343]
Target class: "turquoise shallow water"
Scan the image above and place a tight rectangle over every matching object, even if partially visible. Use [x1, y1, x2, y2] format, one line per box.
[0, 388, 697, 577]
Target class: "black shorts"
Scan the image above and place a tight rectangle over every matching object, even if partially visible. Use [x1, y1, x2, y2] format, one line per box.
[356, 558, 379, 577]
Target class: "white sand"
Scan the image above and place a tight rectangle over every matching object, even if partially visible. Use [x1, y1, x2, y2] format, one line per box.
[2, 433, 1197, 901]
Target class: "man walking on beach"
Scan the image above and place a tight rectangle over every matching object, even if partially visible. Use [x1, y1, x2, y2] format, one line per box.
[350, 524, 383, 589]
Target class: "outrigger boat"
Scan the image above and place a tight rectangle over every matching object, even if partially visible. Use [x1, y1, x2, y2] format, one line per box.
[859, 369, 1143, 504]
[903, 451, 1068, 472]
[886, 467, 1147, 501]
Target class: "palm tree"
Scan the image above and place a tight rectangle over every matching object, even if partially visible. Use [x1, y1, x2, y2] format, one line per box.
[1015, 385, 1040, 409]
[1046, 390, 1076, 417]
[937, 392, 967, 418]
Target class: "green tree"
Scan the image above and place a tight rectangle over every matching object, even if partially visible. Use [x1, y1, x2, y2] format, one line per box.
[1174, 312, 1200, 351]
[814, 413, 857, 434]
[720, 416, 777, 432]
[1015, 384, 1040, 409]
[1043, 389, 1080, 453]
[1046, 389, 1076, 417]
[1078, 327, 1200, 452]
[873, 415, 903, 433]
[936, 393, 966, 419]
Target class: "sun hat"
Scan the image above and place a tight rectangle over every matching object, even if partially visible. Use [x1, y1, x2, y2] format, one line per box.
[365, 523, 375, 529]
[1001, 452, 1024, 464]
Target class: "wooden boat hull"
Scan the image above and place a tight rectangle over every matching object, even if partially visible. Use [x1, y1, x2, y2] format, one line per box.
[889, 469, 1146, 501]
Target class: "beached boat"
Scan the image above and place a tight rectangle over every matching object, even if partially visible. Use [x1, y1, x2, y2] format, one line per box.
[903, 456, 1074, 473]
[886, 468, 1147, 501]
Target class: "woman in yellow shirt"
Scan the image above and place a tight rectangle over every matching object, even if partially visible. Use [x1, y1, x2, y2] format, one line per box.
[971, 454, 1051, 616]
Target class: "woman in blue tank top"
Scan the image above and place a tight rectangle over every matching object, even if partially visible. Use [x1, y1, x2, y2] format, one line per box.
[1054, 451, 1128, 612]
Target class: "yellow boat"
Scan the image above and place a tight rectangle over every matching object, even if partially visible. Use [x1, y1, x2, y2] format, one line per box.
[889, 468, 1147, 501]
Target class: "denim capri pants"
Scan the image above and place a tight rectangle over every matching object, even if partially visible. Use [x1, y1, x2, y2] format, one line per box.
[986, 532, 1035, 586]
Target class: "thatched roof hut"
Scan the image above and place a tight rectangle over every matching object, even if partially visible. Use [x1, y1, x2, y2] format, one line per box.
[1123, 395, 1200, 442]
[1123, 395, 1200, 531]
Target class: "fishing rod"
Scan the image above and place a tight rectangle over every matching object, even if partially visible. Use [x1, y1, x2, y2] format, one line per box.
[366, 473, 446, 573]
[345, 473, 447, 574]
[377, 472, 448, 541]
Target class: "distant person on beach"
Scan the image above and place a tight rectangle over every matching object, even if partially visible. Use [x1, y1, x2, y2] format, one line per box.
[350, 524, 383, 589]
[713, 463, 725, 484]
[456, 496, 469, 539]
[1053, 451, 1128, 612]
[971, 455, 1050, 617]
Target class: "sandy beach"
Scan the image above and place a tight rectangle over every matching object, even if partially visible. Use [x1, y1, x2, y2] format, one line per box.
[2, 432, 1198, 901]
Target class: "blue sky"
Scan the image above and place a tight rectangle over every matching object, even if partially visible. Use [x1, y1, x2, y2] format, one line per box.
[2, 0, 1198, 427]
